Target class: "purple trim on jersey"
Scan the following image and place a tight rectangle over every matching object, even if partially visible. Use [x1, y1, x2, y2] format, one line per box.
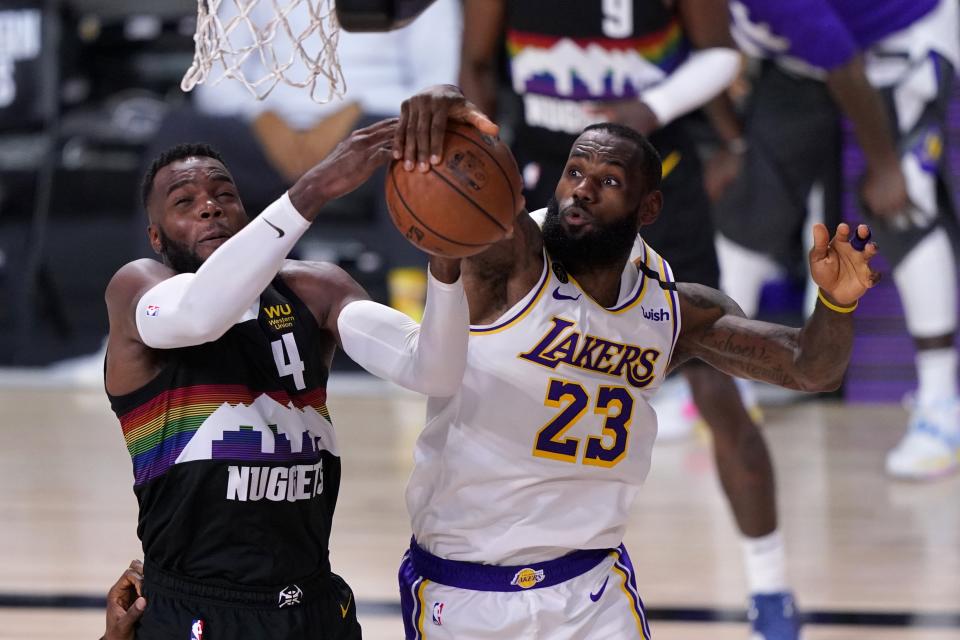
[470, 255, 550, 333]
[735, 0, 937, 71]
[614, 545, 652, 639]
[399, 552, 424, 640]
[610, 270, 647, 312]
[406, 538, 610, 592]
[660, 260, 681, 356]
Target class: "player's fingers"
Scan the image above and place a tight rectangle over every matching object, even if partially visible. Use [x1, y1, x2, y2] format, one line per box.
[106, 602, 126, 623]
[849, 224, 872, 252]
[810, 223, 830, 261]
[394, 101, 410, 163]
[415, 106, 434, 172]
[461, 108, 500, 136]
[115, 597, 147, 633]
[370, 146, 395, 168]
[402, 102, 420, 171]
[834, 222, 851, 244]
[428, 106, 449, 166]
[368, 117, 399, 137]
[862, 241, 879, 261]
[367, 119, 399, 149]
[122, 568, 144, 597]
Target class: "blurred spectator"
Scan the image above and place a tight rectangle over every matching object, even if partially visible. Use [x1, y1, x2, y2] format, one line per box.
[143, 0, 462, 318]
[707, 0, 960, 480]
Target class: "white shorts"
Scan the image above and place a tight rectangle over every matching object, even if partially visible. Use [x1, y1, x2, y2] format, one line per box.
[398, 541, 652, 639]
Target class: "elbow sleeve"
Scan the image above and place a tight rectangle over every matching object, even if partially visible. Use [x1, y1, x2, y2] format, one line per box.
[338, 270, 469, 396]
[135, 192, 310, 349]
[642, 47, 740, 127]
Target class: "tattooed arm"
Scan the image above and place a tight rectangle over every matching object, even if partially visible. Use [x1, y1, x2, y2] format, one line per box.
[669, 223, 880, 391]
[670, 285, 854, 390]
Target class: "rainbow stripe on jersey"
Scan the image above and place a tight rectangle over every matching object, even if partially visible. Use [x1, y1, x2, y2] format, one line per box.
[119, 384, 331, 486]
[507, 18, 688, 100]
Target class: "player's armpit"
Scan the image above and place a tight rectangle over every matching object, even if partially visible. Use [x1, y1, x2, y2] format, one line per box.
[671, 283, 854, 392]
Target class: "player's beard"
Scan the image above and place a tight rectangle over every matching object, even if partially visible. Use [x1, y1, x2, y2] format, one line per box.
[158, 228, 205, 274]
[541, 196, 638, 273]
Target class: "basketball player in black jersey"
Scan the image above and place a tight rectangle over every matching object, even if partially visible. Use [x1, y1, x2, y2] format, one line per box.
[104, 107, 502, 639]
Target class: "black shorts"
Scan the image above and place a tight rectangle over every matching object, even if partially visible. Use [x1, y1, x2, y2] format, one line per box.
[515, 119, 720, 288]
[712, 62, 844, 270]
[136, 562, 362, 640]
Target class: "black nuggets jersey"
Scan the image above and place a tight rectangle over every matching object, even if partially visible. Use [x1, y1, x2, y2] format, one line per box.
[506, 0, 690, 158]
[108, 278, 339, 586]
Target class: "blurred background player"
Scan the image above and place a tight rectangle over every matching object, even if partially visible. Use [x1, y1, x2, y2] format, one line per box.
[143, 0, 462, 320]
[458, 1, 802, 636]
[708, 0, 960, 480]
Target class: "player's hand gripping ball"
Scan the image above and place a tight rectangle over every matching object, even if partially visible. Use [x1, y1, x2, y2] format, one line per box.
[385, 122, 523, 258]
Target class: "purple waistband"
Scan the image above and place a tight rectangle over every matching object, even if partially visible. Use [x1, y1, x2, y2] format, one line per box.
[407, 538, 612, 592]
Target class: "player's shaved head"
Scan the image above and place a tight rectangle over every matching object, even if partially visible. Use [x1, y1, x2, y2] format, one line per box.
[141, 143, 226, 219]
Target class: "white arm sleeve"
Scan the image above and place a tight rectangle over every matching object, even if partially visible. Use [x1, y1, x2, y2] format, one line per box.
[136, 193, 310, 349]
[337, 269, 469, 397]
[641, 47, 740, 127]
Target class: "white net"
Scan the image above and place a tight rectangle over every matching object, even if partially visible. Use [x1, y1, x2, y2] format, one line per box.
[181, 0, 346, 103]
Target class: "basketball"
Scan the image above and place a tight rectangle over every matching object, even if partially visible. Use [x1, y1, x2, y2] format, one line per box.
[385, 121, 522, 258]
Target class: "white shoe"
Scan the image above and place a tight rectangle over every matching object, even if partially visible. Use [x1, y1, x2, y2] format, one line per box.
[885, 397, 960, 480]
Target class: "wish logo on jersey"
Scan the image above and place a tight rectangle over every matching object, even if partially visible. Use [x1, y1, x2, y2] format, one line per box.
[641, 306, 670, 322]
[519, 317, 660, 388]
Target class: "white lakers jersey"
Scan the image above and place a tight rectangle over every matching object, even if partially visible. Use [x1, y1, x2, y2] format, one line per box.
[406, 226, 681, 564]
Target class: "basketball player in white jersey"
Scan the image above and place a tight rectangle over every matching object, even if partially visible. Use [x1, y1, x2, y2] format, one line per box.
[392, 86, 879, 639]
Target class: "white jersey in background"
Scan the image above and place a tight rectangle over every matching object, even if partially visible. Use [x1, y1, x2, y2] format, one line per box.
[407, 214, 681, 565]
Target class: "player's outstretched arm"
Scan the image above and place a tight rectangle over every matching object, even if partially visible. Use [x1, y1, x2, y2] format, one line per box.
[671, 223, 879, 391]
[284, 256, 469, 398]
[112, 119, 398, 349]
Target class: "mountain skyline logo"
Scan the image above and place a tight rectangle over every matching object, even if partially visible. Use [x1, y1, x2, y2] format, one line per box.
[176, 393, 339, 464]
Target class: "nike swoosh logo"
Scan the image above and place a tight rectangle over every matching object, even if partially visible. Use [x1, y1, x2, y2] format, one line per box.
[263, 218, 285, 238]
[340, 593, 352, 618]
[552, 287, 582, 302]
[589, 576, 609, 602]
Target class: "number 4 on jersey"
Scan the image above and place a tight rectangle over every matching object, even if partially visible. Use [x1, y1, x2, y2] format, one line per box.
[271, 332, 306, 390]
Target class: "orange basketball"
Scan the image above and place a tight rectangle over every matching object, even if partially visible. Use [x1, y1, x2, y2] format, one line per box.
[385, 121, 522, 258]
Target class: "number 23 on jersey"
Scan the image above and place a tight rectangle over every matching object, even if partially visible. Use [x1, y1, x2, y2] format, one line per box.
[533, 378, 634, 467]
